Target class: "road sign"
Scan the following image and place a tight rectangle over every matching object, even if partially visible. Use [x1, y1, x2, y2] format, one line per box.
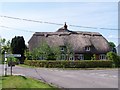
[5, 54, 21, 57]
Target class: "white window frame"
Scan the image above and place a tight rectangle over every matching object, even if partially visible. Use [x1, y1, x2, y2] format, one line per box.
[69, 56, 74, 61]
[61, 47, 64, 51]
[99, 54, 106, 60]
[79, 54, 84, 60]
[85, 46, 90, 51]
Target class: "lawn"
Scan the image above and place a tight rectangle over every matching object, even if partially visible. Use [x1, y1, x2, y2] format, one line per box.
[1, 75, 59, 90]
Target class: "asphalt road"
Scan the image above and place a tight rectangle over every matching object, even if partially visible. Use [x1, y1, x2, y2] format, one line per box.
[0, 64, 118, 88]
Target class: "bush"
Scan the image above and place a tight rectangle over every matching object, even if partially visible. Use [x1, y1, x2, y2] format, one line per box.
[24, 60, 113, 68]
[7, 57, 20, 66]
[107, 52, 120, 67]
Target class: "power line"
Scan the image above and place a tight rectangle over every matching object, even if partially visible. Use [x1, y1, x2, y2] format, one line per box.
[0, 26, 35, 33]
[0, 15, 118, 31]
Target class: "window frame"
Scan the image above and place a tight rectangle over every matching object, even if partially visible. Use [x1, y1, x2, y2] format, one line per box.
[61, 54, 66, 60]
[99, 54, 106, 60]
[85, 46, 91, 51]
[79, 54, 84, 60]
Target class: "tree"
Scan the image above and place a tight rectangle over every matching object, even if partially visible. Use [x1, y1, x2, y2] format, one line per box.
[107, 52, 120, 67]
[11, 36, 26, 64]
[39, 42, 61, 60]
[27, 41, 61, 60]
[64, 42, 73, 60]
[109, 42, 117, 53]
[51, 46, 61, 60]
[24, 48, 32, 60]
[0, 38, 11, 63]
[91, 54, 96, 60]
[0, 38, 11, 54]
[29, 41, 55, 60]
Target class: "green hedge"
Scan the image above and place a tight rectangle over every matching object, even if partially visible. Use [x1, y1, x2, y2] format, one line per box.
[24, 60, 113, 68]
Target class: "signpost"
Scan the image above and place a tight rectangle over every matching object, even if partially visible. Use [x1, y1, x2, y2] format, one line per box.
[4, 53, 21, 76]
[6, 54, 21, 57]
[4, 52, 7, 76]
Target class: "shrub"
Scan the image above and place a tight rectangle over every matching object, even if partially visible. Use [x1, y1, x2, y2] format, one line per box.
[7, 57, 20, 65]
[107, 52, 120, 67]
[24, 60, 113, 68]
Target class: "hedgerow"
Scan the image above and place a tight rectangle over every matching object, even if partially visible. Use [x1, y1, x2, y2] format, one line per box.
[24, 60, 113, 68]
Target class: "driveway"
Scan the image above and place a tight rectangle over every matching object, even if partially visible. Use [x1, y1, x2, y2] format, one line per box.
[0, 64, 118, 88]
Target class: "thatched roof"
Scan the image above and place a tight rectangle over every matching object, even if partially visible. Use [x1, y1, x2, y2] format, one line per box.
[28, 23, 111, 54]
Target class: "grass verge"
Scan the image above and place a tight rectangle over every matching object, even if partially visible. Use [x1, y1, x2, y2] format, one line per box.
[18, 64, 36, 68]
[1, 75, 59, 90]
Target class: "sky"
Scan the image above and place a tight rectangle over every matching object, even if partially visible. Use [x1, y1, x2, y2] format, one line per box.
[0, 1, 119, 46]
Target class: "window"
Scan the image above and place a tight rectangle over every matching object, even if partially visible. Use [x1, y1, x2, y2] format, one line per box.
[69, 56, 74, 60]
[99, 54, 106, 60]
[61, 54, 66, 60]
[85, 46, 90, 51]
[60, 46, 65, 52]
[79, 54, 84, 60]
[61, 47, 64, 51]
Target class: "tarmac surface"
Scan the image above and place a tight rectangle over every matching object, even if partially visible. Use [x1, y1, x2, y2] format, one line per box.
[0, 64, 119, 88]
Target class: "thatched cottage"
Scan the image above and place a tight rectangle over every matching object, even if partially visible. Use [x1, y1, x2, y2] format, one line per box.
[28, 23, 111, 60]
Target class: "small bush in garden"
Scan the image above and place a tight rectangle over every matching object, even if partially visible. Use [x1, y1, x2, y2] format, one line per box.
[24, 60, 113, 68]
[107, 52, 120, 67]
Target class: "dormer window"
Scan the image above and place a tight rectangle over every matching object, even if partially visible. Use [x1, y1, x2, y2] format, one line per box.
[61, 47, 64, 51]
[60, 46, 65, 51]
[85, 46, 90, 51]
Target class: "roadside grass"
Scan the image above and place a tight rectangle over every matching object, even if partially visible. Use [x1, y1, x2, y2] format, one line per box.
[18, 64, 118, 70]
[1, 75, 59, 90]
[18, 64, 36, 68]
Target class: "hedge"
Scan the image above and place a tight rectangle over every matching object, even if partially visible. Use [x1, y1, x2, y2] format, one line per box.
[24, 60, 113, 68]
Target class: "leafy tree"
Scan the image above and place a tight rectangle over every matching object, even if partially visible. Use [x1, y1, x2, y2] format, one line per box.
[31, 47, 40, 60]
[24, 49, 32, 60]
[107, 52, 120, 67]
[51, 46, 61, 60]
[7, 56, 19, 65]
[91, 54, 96, 60]
[39, 42, 52, 60]
[109, 42, 117, 53]
[29, 41, 54, 60]
[0, 38, 11, 54]
[11, 36, 26, 64]
[27, 41, 62, 60]
[109, 42, 116, 48]
[0, 38, 11, 63]
[26, 41, 74, 60]
[64, 42, 73, 60]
